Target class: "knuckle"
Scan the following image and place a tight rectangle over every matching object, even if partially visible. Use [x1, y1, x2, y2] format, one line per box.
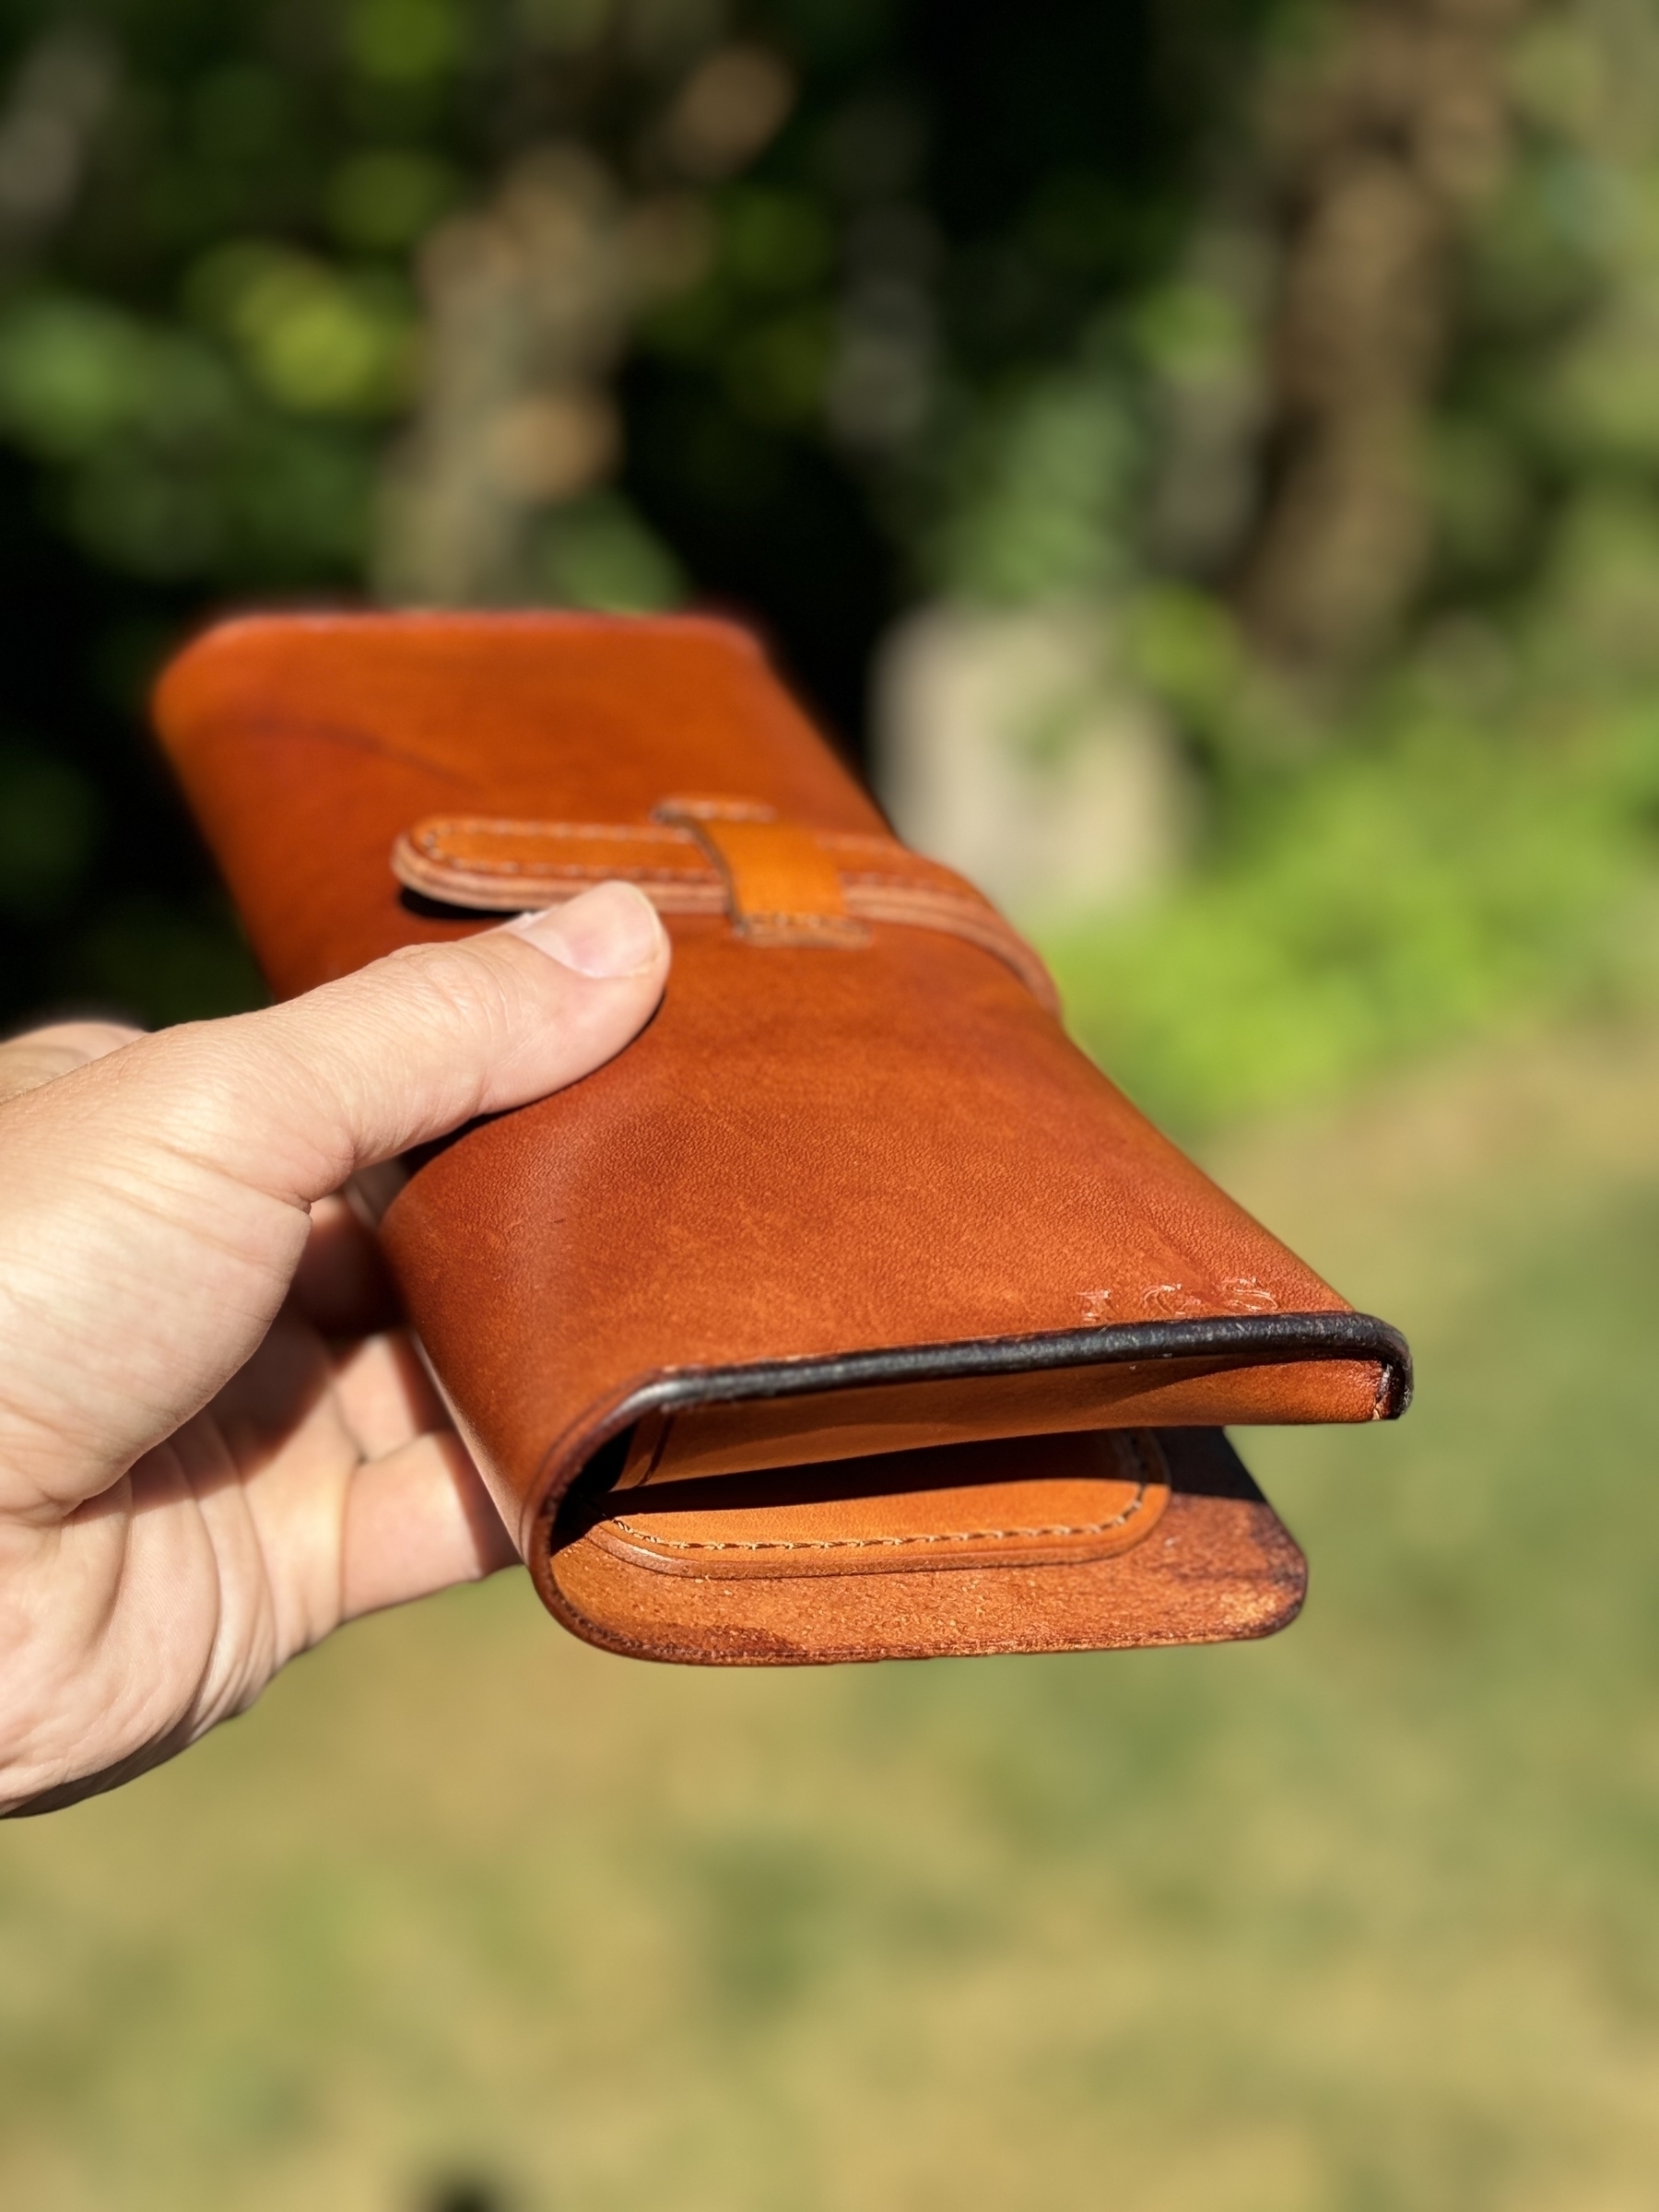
[386, 939, 528, 1040]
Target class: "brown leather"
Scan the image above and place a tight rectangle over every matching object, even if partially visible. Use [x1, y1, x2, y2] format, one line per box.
[603, 1427, 1172, 1579]
[151, 611, 1407, 1666]
[551, 1429, 1307, 1663]
[654, 795, 866, 949]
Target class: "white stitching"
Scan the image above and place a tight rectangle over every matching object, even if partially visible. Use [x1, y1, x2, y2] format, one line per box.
[418, 860, 714, 881]
[418, 817, 698, 845]
[608, 1488, 1158, 1554]
[396, 815, 1055, 1006]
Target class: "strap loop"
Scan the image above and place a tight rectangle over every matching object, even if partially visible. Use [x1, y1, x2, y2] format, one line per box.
[653, 795, 869, 949]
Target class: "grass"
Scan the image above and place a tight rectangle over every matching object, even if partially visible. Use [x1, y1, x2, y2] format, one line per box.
[5, 1015, 1659, 2210]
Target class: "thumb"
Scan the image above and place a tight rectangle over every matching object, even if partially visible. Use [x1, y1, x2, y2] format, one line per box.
[147, 878, 670, 1207]
[0, 882, 668, 1512]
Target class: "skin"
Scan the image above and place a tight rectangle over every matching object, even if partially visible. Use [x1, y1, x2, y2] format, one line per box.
[0, 881, 670, 1818]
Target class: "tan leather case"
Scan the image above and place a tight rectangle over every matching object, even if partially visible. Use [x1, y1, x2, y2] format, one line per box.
[152, 612, 1409, 1665]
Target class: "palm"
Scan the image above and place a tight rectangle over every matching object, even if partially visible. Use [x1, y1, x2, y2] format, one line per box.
[7, 1198, 510, 1816]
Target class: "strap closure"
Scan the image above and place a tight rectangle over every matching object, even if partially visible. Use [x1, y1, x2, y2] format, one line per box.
[653, 795, 869, 949]
[391, 797, 1059, 1011]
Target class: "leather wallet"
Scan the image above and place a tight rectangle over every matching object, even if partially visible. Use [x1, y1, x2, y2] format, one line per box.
[152, 612, 1409, 1665]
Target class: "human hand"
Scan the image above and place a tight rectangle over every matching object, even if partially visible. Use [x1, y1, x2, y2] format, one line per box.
[0, 883, 669, 1816]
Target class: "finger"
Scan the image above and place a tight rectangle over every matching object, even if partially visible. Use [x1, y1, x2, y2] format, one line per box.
[138, 879, 669, 1207]
[0, 1021, 142, 1105]
[329, 1328, 448, 1461]
[338, 1429, 518, 1620]
[289, 1194, 402, 1337]
[207, 1326, 507, 1638]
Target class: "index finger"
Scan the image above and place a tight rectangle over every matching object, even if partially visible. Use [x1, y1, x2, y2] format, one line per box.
[0, 1022, 143, 1106]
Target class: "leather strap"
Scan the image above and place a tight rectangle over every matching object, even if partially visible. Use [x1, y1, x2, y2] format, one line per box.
[391, 802, 1060, 1011]
[653, 795, 870, 949]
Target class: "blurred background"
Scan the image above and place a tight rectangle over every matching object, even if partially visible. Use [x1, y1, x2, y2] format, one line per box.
[5, 0, 1659, 2206]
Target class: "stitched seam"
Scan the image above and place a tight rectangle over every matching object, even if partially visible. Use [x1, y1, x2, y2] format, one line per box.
[838, 870, 976, 890]
[418, 818, 697, 845]
[417, 860, 715, 881]
[818, 834, 925, 857]
[742, 912, 867, 928]
[842, 888, 1013, 916]
[608, 1491, 1152, 1553]
[417, 824, 974, 897]
[850, 901, 1016, 936]
[655, 798, 776, 823]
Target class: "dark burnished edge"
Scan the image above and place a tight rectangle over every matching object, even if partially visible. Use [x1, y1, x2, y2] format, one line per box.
[603, 1310, 1413, 1429]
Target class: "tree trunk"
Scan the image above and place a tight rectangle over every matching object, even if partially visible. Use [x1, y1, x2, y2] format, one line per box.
[1235, 0, 1524, 676]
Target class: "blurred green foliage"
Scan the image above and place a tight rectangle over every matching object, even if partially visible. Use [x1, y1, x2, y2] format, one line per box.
[1046, 609, 1659, 1127]
[1048, 707, 1659, 1128]
[0, 0, 1654, 1121]
[0, 0, 1234, 1032]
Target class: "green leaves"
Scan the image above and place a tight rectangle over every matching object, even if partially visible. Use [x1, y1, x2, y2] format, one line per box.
[0, 286, 376, 583]
[1044, 690, 1659, 1130]
[931, 364, 1142, 604]
[187, 244, 416, 417]
[343, 0, 471, 86]
[0, 297, 206, 462]
[324, 149, 462, 252]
